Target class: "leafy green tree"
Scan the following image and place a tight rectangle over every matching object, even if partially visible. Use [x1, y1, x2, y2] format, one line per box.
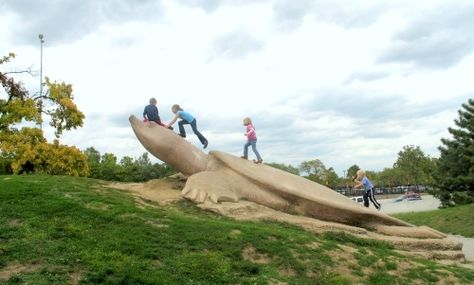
[0, 53, 87, 175]
[99, 153, 119, 181]
[299, 159, 327, 184]
[266, 162, 300, 175]
[84, 147, 101, 178]
[379, 167, 401, 188]
[299, 159, 340, 187]
[324, 167, 340, 189]
[434, 98, 474, 205]
[83, 148, 176, 182]
[393, 145, 435, 187]
[346, 164, 360, 180]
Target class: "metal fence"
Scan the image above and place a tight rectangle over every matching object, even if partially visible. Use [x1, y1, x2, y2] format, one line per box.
[336, 185, 430, 197]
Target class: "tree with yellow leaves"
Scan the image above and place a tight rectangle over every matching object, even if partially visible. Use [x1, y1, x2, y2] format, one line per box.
[0, 53, 88, 176]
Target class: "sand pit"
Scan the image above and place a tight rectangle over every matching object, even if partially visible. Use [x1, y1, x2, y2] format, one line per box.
[107, 179, 183, 205]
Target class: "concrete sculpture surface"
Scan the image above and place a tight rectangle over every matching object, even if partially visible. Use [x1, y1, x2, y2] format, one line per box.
[130, 115, 464, 259]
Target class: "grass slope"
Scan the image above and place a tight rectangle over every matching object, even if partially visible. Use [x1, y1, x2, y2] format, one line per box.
[393, 204, 474, 238]
[0, 175, 473, 285]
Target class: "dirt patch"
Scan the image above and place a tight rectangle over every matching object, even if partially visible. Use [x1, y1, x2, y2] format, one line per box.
[242, 245, 272, 264]
[107, 179, 182, 206]
[85, 202, 109, 210]
[69, 271, 83, 285]
[278, 266, 296, 277]
[229, 229, 241, 238]
[0, 262, 42, 280]
[145, 220, 169, 228]
[7, 219, 21, 227]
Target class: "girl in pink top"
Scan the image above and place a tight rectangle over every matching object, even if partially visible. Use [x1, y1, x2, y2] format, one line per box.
[241, 117, 263, 164]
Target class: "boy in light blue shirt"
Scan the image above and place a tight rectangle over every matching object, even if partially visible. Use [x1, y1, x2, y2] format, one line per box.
[354, 169, 381, 210]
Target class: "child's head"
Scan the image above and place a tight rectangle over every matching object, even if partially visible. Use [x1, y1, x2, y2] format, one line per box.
[243, 117, 252, 126]
[356, 169, 365, 180]
[171, 104, 183, 113]
[149, 97, 157, 105]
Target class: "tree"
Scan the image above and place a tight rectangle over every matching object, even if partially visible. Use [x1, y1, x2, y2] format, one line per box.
[0, 53, 87, 175]
[84, 147, 101, 178]
[299, 159, 341, 187]
[434, 98, 474, 205]
[324, 167, 340, 189]
[83, 147, 177, 182]
[393, 145, 435, 187]
[299, 159, 327, 184]
[266, 162, 300, 175]
[346, 164, 360, 180]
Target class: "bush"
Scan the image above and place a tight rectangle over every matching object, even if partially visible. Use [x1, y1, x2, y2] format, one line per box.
[452, 191, 474, 205]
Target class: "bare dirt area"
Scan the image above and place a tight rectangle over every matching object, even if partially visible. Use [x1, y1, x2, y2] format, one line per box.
[107, 179, 183, 206]
[0, 262, 42, 281]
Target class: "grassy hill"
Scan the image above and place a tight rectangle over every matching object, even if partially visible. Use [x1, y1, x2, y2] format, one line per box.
[393, 204, 474, 238]
[0, 175, 473, 285]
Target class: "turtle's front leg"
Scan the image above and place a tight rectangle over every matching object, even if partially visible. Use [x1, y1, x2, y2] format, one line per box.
[183, 171, 241, 203]
[183, 170, 290, 210]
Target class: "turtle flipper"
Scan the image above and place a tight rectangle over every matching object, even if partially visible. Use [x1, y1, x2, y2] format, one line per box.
[183, 171, 240, 203]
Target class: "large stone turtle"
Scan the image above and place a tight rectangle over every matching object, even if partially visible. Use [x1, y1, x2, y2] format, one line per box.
[129, 115, 451, 240]
[129, 115, 469, 260]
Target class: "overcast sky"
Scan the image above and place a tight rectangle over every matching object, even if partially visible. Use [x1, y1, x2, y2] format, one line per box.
[1, 0, 473, 176]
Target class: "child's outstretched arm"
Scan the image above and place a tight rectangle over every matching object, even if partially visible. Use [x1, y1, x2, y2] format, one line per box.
[166, 114, 179, 127]
[353, 179, 363, 189]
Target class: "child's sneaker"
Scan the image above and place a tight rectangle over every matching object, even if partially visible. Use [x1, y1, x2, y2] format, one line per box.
[253, 159, 263, 164]
[240, 156, 248, 160]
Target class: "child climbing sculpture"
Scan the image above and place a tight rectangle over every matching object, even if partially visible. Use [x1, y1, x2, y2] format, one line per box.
[166, 104, 208, 149]
[241, 117, 262, 164]
[353, 169, 381, 210]
[143, 98, 172, 129]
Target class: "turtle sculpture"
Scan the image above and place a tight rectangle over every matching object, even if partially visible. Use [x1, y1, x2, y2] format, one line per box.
[129, 115, 464, 259]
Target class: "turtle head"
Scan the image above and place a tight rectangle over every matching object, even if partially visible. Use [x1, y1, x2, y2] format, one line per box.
[129, 115, 208, 176]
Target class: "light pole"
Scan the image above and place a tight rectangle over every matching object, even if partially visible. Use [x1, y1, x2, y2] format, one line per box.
[38, 34, 44, 130]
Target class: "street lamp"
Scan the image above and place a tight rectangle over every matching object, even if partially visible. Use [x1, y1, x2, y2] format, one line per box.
[38, 34, 44, 129]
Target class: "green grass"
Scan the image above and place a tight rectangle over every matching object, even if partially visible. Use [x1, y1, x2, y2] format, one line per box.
[393, 203, 474, 237]
[0, 175, 473, 284]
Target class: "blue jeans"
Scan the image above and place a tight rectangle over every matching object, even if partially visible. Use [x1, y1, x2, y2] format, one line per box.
[178, 119, 207, 145]
[243, 139, 262, 161]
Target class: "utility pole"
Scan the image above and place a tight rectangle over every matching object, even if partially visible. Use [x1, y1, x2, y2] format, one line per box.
[38, 34, 44, 130]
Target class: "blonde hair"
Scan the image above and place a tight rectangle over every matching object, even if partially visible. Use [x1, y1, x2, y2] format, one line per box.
[243, 117, 252, 125]
[356, 169, 366, 179]
[171, 104, 183, 113]
[149, 97, 157, 104]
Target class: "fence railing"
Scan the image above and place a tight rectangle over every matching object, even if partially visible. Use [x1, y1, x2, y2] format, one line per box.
[335, 185, 430, 197]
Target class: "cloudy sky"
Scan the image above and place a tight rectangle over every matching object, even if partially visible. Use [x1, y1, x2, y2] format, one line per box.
[1, 0, 473, 176]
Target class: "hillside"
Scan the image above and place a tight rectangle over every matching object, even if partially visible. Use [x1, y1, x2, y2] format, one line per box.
[0, 175, 473, 285]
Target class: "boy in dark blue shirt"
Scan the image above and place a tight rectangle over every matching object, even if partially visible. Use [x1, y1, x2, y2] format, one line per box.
[143, 98, 162, 125]
[143, 98, 173, 130]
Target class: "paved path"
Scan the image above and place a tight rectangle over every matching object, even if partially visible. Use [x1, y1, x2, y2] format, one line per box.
[379, 195, 441, 214]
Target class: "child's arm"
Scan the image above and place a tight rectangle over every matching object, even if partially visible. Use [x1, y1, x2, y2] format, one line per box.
[245, 126, 255, 137]
[166, 114, 179, 127]
[353, 179, 363, 189]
